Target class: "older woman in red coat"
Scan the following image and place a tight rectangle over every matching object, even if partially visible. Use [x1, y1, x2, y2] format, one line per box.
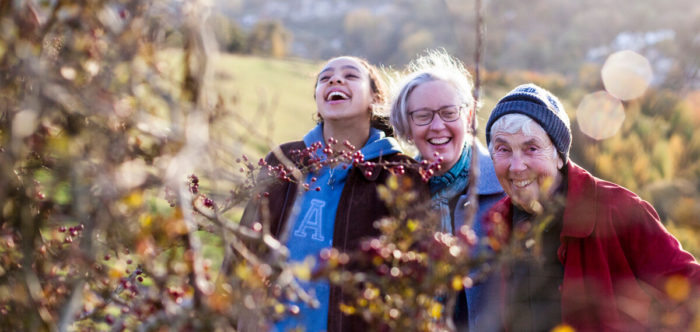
[481, 83, 700, 332]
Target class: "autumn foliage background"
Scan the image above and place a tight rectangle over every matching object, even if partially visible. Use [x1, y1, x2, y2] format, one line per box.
[1, 0, 699, 331]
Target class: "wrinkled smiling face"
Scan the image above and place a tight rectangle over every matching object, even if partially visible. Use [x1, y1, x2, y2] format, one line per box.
[314, 57, 373, 124]
[490, 124, 563, 213]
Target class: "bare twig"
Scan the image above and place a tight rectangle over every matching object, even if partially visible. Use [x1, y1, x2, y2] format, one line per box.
[192, 202, 318, 307]
[463, 0, 485, 231]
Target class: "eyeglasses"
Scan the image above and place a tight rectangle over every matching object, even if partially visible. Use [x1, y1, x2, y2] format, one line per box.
[408, 104, 465, 126]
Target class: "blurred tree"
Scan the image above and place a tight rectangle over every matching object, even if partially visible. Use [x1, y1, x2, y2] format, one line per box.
[659, 8, 700, 92]
[247, 20, 292, 58]
[569, 87, 700, 233]
[398, 29, 434, 63]
[208, 13, 247, 53]
[0, 0, 309, 329]
[342, 8, 399, 63]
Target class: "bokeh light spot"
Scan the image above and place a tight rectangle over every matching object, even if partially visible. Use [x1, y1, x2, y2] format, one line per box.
[12, 109, 38, 139]
[551, 324, 576, 332]
[664, 274, 690, 302]
[601, 50, 653, 101]
[576, 91, 625, 140]
[116, 158, 148, 190]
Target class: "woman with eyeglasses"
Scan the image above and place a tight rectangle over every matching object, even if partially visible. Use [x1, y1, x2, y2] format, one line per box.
[389, 49, 505, 331]
[238, 56, 428, 332]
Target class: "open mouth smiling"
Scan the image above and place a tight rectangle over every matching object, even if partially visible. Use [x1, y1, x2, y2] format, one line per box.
[428, 137, 451, 145]
[326, 90, 350, 102]
[512, 179, 533, 188]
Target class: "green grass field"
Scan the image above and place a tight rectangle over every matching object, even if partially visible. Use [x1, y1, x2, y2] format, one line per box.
[210, 54, 320, 156]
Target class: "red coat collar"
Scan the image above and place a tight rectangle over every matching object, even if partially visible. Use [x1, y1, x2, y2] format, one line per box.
[560, 161, 597, 238]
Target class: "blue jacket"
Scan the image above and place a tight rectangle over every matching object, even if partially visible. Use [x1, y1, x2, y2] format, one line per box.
[452, 141, 505, 232]
[453, 141, 505, 332]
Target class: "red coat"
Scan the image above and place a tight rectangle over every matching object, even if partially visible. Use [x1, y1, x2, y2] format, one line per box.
[485, 161, 700, 331]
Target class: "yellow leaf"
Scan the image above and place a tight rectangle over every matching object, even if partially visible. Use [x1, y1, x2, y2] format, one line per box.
[407, 219, 418, 232]
[451, 275, 463, 291]
[339, 303, 356, 315]
[404, 288, 415, 300]
[139, 214, 152, 228]
[551, 324, 575, 332]
[665, 274, 690, 302]
[429, 302, 443, 319]
[235, 264, 251, 280]
[124, 191, 143, 207]
[48, 136, 70, 155]
[108, 268, 122, 280]
[387, 175, 398, 191]
[377, 186, 392, 204]
[172, 207, 183, 220]
[358, 298, 368, 307]
[292, 263, 311, 281]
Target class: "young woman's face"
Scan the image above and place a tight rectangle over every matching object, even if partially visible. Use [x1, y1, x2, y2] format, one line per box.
[314, 57, 374, 125]
[490, 125, 563, 213]
[407, 80, 471, 175]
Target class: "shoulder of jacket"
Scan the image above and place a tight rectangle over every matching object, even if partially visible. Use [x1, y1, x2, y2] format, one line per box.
[265, 141, 306, 165]
[380, 152, 417, 163]
[583, 171, 644, 209]
[278, 141, 306, 152]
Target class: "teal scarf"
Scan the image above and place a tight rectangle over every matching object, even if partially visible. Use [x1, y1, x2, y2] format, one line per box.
[428, 146, 471, 234]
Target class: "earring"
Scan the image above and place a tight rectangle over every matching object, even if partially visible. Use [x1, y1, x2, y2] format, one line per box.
[314, 112, 323, 124]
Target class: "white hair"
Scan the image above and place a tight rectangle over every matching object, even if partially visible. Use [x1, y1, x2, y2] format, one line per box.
[488, 113, 558, 159]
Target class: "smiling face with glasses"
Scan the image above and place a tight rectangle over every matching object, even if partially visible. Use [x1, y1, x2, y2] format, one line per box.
[407, 79, 472, 175]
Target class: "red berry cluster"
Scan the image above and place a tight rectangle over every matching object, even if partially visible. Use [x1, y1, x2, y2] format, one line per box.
[118, 275, 141, 298]
[392, 164, 406, 176]
[186, 174, 216, 210]
[188, 174, 199, 194]
[57, 224, 85, 243]
[167, 287, 186, 305]
[202, 197, 214, 208]
[264, 137, 420, 192]
[418, 155, 444, 182]
[236, 154, 260, 179]
[262, 163, 293, 183]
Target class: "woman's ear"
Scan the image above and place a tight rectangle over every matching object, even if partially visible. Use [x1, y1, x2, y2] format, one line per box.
[557, 156, 564, 170]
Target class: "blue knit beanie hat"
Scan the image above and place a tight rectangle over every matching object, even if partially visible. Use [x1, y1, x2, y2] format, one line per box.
[485, 83, 572, 163]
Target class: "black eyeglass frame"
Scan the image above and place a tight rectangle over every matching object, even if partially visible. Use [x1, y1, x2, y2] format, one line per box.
[408, 104, 466, 126]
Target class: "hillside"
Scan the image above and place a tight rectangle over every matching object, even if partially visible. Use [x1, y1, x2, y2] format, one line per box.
[210, 54, 319, 155]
